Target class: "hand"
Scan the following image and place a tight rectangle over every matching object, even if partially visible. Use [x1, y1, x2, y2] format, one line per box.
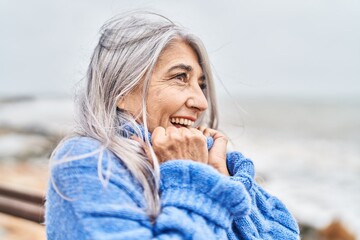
[198, 126, 229, 176]
[151, 126, 208, 164]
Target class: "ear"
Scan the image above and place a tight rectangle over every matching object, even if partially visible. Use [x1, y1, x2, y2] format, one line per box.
[117, 98, 126, 109]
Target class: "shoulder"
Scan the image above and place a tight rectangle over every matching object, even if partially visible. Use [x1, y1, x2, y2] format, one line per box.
[49, 136, 144, 196]
[51, 136, 123, 175]
[52, 136, 115, 163]
[54, 136, 103, 158]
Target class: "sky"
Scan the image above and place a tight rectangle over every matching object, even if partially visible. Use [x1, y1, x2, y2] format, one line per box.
[0, 0, 359, 99]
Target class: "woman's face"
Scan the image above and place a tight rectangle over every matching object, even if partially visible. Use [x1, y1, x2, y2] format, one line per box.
[118, 40, 208, 132]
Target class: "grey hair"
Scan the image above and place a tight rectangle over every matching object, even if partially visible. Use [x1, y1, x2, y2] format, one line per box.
[51, 10, 218, 219]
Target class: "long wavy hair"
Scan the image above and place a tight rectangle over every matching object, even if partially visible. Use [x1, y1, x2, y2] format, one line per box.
[51, 10, 218, 220]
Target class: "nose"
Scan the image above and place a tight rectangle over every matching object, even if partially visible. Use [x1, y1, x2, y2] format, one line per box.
[185, 84, 208, 112]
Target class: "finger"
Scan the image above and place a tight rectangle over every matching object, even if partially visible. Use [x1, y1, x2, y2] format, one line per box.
[188, 127, 201, 135]
[195, 125, 212, 138]
[165, 126, 179, 135]
[204, 128, 227, 140]
[166, 126, 183, 141]
[209, 133, 228, 156]
[212, 136, 228, 149]
[197, 125, 207, 134]
[152, 126, 166, 140]
[188, 128, 208, 153]
[203, 128, 215, 137]
[189, 128, 207, 141]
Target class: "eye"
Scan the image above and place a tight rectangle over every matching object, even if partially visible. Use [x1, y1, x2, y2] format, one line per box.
[199, 83, 207, 90]
[173, 73, 188, 82]
[199, 76, 207, 90]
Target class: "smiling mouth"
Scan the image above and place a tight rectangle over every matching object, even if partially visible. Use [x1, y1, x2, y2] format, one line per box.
[170, 117, 195, 128]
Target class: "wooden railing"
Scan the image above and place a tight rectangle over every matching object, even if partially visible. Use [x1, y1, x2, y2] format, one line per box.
[0, 184, 44, 224]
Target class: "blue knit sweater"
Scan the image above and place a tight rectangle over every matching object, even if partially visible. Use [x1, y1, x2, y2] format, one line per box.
[45, 128, 300, 239]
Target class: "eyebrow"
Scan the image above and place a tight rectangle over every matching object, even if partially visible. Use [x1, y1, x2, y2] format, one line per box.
[167, 64, 193, 73]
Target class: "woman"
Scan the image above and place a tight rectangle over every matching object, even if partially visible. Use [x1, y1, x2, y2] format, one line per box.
[45, 11, 300, 239]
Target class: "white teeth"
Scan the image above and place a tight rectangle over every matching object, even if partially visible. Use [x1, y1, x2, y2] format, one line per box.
[170, 118, 194, 127]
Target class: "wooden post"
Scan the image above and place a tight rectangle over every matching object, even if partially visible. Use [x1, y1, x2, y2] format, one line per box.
[0, 184, 44, 224]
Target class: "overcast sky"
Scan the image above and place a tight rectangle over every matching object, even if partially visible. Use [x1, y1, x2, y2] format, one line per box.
[0, 0, 359, 99]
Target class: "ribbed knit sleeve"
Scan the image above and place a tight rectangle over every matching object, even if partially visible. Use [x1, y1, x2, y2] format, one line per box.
[45, 137, 252, 240]
[226, 151, 300, 239]
[157, 160, 251, 238]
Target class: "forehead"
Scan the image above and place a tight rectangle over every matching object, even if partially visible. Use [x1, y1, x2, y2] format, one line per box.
[155, 40, 202, 73]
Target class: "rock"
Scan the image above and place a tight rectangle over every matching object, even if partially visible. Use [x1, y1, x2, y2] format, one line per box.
[319, 220, 356, 240]
[299, 220, 356, 240]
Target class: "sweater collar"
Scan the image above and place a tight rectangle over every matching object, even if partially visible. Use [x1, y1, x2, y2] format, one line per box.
[122, 123, 152, 144]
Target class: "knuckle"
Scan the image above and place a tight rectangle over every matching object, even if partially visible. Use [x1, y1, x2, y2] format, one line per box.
[152, 136, 165, 147]
[193, 134, 206, 144]
[167, 126, 177, 131]
[171, 134, 182, 142]
[152, 140, 161, 149]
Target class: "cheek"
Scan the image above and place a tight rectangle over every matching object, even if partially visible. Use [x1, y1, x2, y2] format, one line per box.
[148, 95, 178, 118]
[146, 87, 186, 124]
[146, 91, 167, 121]
[154, 88, 162, 96]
